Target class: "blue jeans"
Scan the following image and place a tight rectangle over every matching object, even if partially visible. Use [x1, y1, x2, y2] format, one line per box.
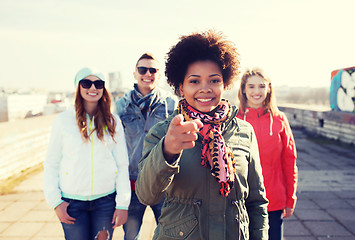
[123, 191, 163, 240]
[268, 210, 284, 240]
[61, 192, 116, 240]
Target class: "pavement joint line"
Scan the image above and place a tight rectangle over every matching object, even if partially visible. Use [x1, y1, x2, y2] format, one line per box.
[1, 128, 355, 239]
[321, 207, 355, 237]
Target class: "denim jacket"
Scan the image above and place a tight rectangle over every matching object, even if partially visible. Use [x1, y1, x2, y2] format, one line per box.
[115, 88, 177, 181]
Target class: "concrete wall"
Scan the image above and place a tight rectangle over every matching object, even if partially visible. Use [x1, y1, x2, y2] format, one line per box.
[1, 105, 354, 182]
[0, 94, 48, 122]
[279, 106, 355, 145]
[0, 114, 56, 181]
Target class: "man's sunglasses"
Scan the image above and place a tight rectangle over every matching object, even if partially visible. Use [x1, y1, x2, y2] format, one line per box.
[79, 79, 105, 89]
[137, 67, 158, 75]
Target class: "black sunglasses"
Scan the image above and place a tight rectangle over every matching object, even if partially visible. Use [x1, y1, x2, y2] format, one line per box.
[79, 79, 105, 89]
[137, 67, 158, 75]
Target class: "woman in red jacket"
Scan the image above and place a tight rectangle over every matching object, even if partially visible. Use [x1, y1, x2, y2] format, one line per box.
[237, 67, 298, 240]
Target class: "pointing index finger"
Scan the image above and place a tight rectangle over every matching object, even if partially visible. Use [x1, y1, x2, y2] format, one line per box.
[171, 114, 184, 126]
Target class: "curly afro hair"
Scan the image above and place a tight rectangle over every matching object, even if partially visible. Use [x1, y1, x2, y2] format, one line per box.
[165, 29, 240, 96]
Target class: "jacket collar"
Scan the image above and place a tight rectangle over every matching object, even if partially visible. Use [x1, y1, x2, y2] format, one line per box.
[244, 107, 266, 116]
[124, 88, 165, 106]
[242, 107, 273, 136]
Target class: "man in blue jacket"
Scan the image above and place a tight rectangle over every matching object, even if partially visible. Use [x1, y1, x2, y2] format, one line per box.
[116, 53, 177, 240]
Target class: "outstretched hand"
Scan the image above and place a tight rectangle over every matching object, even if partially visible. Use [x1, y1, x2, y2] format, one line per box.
[163, 114, 203, 161]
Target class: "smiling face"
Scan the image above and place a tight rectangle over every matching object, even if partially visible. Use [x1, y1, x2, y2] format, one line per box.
[179, 60, 225, 113]
[243, 75, 269, 109]
[79, 75, 104, 104]
[134, 58, 160, 96]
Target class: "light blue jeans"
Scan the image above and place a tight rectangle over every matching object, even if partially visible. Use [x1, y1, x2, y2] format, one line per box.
[61, 192, 116, 240]
[123, 191, 163, 240]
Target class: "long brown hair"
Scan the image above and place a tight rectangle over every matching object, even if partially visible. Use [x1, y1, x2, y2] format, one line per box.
[75, 86, 116, 142]
[238, 67, 279, 116]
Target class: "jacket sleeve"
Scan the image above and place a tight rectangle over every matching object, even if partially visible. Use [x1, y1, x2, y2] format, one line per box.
[115, 97, 125, 116]
[245, 126, 269, 240]
[167, 95, 178, 113]
[280, 112, 298, 209]
[112, 116, 131, 210]
[43, 115, 64, 209]
[135, 120, 180, 206]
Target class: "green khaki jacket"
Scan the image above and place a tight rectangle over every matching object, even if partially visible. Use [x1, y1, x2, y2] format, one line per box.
[136, 107, 269, 240]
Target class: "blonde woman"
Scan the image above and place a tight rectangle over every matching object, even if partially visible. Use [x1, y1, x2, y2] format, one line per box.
[237, 68, 298, 240]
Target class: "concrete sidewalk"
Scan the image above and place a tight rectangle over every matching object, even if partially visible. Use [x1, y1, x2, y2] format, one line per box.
[0, 171, 156, 239]
[282, 129, 355, 240]
[1, 128, 355, 239]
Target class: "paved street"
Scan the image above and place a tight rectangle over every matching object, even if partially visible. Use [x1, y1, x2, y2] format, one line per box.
[0, 171, 156, 240]
[0, 128, 355, 239]
[283, 129, 355, 240]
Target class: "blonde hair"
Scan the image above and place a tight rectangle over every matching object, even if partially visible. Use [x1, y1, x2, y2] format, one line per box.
[238, 67, 279, 116]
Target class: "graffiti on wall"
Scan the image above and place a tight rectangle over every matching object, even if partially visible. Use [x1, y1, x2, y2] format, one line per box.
[330, 66, 355, 112]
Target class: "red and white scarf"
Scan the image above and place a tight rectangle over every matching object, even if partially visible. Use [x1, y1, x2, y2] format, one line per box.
[178, 99, 236, 197]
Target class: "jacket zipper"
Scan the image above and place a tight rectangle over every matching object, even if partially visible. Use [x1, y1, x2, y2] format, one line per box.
[89, 119, 94, 196]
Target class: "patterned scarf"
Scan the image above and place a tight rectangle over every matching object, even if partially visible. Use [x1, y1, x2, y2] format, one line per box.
[131, 84, 160, 119]
[178, 99, 236, 197]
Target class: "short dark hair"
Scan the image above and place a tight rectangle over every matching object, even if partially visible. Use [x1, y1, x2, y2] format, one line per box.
[136, 52, 158, 66]
[165, 29, 240, 96]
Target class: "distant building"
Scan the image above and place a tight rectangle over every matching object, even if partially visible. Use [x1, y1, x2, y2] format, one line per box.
[108, 71, 127, 99]
[108, 71, 123, 92]
[44, 91, 73, 115]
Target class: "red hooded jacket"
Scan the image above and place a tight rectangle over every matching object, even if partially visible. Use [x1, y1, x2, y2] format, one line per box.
[237, 107, 298, 212]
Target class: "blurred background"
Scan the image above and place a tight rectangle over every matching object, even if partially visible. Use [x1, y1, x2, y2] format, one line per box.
[2, 0, 354, 121]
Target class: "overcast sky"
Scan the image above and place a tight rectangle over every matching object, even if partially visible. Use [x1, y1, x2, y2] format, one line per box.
[1, 0, 354, 92]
